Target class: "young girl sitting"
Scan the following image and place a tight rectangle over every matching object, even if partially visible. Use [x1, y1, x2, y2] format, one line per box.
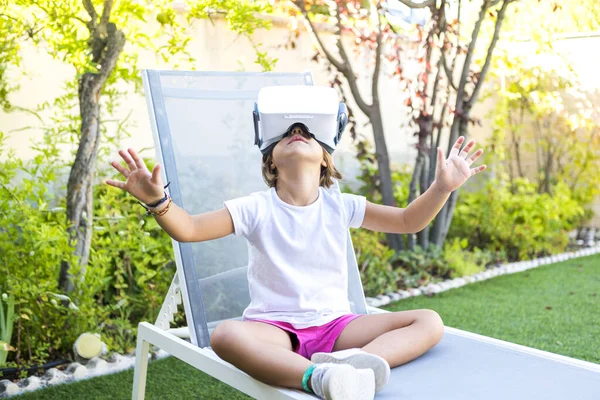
[106, 86, 486, 400]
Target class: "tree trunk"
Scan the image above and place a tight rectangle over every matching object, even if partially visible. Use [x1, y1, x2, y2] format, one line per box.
[412, 113, 433, 250]
[370, 105, 404, 251]
[417, 153, 431, 249]
[58, 16, 125, 292]
[430, 113, 465, 247]
[58, 75, 101, 293]
[407, 154, 424, 251]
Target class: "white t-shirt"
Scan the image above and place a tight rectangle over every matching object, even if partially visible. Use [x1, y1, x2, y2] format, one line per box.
[224, 186, 366, 329]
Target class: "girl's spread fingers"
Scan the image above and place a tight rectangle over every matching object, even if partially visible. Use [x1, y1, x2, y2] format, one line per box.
[467, 149, 484, 165]
[111, 160, 130, 177]
[151, 164, 162, 185]
[471, 165, 487, 175]
[106, 179, 126, 189]
[119, 149, 138, 171]
[450, 136, 465, 156]
[128, 148, 146, 170]
[460, 140, 475, 158]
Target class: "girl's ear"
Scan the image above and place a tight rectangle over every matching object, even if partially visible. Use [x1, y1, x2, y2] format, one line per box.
[321, 160, 327, 168]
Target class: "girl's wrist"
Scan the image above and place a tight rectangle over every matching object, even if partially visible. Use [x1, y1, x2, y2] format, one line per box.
[137, 182, 172, 216]
[432, 180, 452, 195]
[145, 192, 168, 207]
[149, 197, 172, 216]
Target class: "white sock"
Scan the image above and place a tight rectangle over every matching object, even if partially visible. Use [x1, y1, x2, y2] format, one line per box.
[310, 363, 335, 399]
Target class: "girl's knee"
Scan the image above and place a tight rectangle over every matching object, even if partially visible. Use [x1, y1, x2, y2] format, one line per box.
[210, 320, 243, 353]
[417, 309, 444, 345]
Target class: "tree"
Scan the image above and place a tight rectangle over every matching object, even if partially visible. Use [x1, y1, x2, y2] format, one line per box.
[1, 0, 276, 293]
[490, 59, 600, 204]
[279, 0, 517, 250]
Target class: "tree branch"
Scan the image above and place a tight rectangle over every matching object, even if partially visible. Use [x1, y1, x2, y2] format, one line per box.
[100, 0, 114, 27]
[467, 0, 511, 107]
[440, 50, 457, 90]
[332, 4, 372, 116]
[294, 0, 372, 116]
[372, 7, 384, 106]
[96, 26, 125, 85]
[455, 0, 490, 107]
[294, 1, 344, 71]
[82, 0, 98, 29]
[396, 0, 436, 8]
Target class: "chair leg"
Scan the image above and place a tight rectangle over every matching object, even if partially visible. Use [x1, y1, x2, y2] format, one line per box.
[132, 331, 151, 400]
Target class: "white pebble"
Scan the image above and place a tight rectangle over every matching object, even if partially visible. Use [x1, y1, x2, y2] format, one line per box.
[20, 376, 41, 392]
[44, 368, 68, 385]
[388, 292, 401, 302]
[66, 362, 88, 379]
[86, 357, 109, 376]
[0, 380, 20, 396]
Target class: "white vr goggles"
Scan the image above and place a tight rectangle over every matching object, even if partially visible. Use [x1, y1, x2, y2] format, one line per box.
[253, 85, 348, 154]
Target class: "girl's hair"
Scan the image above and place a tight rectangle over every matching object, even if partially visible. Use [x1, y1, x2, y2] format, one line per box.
[261, 147, 343, 188]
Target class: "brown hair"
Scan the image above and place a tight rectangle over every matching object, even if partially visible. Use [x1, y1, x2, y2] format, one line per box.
[261, 148, 343, 188]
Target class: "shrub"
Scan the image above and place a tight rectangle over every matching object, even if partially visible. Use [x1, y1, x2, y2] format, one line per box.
[86, 169, 177, 354]
[351, 229, 398, 297]
[0, 132, 82, 367]
[449, 178, 585, 261]
[443, 238, 495, 278]
[0, 131, 178, 368]
[391, 245, 450, 289]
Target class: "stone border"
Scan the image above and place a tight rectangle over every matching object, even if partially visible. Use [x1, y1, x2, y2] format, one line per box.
[366, 246, 600, 308]
[0, 350, 170, 398]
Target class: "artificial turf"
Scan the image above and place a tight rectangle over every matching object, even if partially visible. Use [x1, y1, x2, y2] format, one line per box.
[15, 254, 599, 399]
[14, 355, 252, 399]
[384, 253, 600, 363]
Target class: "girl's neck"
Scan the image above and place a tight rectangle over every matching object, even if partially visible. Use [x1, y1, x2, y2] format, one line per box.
[275, 169, 320, 207]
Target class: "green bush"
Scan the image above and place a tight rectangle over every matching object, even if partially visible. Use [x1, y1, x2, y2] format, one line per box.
[391, 245, 450, 289]
[351, 229, 398, 297]
[0, 132, 83, 368]
[450, 178, 585, 261]
[0, 132, 177, 368]
[86, 170, 177, 354]
[443, 238, 494, 278]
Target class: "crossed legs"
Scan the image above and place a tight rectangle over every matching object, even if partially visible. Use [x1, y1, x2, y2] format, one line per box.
[210, 309, 444, 390]
[333, 309, 445, 368]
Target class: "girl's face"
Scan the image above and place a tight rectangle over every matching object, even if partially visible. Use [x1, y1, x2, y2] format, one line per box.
[271, 125, 326, 170]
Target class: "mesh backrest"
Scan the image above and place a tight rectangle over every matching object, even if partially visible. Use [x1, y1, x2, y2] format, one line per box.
[143, 70, 366, 348]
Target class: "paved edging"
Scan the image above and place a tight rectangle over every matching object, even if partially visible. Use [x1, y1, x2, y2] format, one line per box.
[365, 246, 600, 308]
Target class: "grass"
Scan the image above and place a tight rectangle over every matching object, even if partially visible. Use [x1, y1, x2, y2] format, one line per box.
[15, 355, 251, 399]
[15, 254, 599, 399]
[384, 253, 600, 363]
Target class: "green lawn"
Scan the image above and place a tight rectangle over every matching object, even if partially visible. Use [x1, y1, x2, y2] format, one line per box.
[384, 253, 600, 363]
[15, 355, 251, 400]
[16, 254, 599, 399]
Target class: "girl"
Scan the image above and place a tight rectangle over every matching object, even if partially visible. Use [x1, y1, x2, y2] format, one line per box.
[107, 111, 485, 400]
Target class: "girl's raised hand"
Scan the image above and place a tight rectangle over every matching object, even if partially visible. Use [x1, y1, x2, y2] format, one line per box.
[435, 136, 487, 193]
[106, 148, 165, 204]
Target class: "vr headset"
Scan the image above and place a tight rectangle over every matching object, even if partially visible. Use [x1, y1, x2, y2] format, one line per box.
[253, 85, 348, 154]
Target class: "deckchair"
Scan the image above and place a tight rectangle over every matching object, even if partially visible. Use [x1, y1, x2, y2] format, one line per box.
[132, 70, 600, 400]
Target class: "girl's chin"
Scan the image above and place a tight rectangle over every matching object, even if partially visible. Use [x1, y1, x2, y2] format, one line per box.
[276, 155, 322, 167]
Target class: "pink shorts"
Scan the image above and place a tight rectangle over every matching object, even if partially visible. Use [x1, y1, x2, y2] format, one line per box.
[250, 314, 363, 359]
